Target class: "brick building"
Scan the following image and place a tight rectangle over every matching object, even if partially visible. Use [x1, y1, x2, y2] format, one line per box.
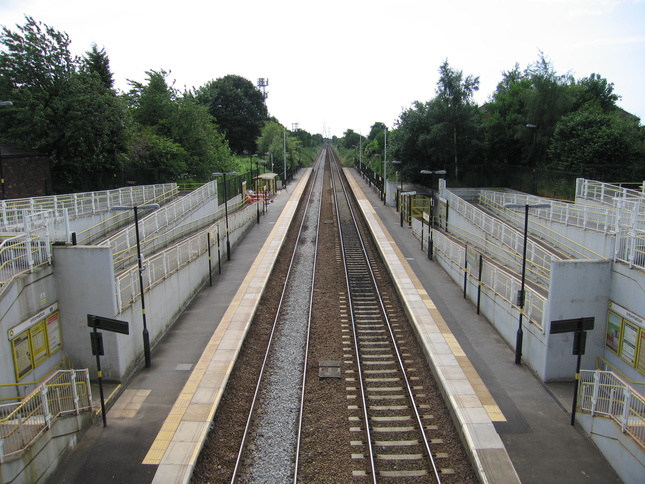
[0, 143, 51, 199]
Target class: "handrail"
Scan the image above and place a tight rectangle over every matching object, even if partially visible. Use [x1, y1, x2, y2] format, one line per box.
[480, 191, 610, 260]
[444, 189, 558, 286]
[0, 184, 177, 231]
[0, 357, 71, 403]
[595, 356, 645, 387]
[114, 201, 256, 312]
[578, 369, 645, 449]
[431, 227, 546, 329]
[0, 369, 92, 462]
[99, 180, 218, 267]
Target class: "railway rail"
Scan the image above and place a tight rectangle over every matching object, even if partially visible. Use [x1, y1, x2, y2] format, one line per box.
[230, 150, 325, 482]
[191, 146, 476, 483]
[329, 149, 443, 482]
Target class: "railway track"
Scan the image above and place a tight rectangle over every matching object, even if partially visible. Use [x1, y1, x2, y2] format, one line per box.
[329, 149, 444, 482]
[230, 150, 325, 482]
[192, 146, 476, 483]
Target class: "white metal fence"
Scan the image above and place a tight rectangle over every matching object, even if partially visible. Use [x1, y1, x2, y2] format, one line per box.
[100, 181, 218, 270]
[0, 369, 92, 462]
[0, 184, 178, 294]
[115, 201, 256, 312]
[0, 233, 52, 296]
[442, 189, 558, 286]
[481, 189, 614, 234]
[432, 228, 546, 329]
[576, 178, 645, 207]
[0, 184, 177, 232]
[578, 370, 645, 449]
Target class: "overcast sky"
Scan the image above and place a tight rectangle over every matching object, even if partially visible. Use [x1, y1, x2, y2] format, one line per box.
[2, 0, 644, 138]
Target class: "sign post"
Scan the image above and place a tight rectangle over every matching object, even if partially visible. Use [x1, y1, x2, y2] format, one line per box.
[550, 317, 595, 426]
[87, 315, 129, 427]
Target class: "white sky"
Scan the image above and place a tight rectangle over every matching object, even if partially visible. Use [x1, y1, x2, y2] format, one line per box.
[1, 0, 644, 138]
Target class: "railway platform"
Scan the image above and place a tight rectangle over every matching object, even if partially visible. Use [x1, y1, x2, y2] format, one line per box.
[47, 162, 620, 484]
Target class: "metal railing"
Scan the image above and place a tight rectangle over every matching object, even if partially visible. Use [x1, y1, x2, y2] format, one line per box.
[114, 202, 256, 312]
[480, 191, 608, 259]
[443, 189, 559, 286]
[576, 178, 645, 207]
[99, 181, 217, 269]
[578, 370, 645, 449]
[0, 184, 177, 232]
[0, 369, 92, 462]
[482, 185, 645, 271]
[0, 233, 52, 296]
[432, 228, 546, 329]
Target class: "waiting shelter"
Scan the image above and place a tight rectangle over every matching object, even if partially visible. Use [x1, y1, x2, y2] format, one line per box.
[256, 173, 278, 198]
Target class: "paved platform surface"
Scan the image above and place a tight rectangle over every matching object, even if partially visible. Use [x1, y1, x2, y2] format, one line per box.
[49, 165, 621, 484]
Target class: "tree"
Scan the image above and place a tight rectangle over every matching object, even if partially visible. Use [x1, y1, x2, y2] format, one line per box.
[0, 16, 126, 192]
[195, 75, 267, 153]
[83, 44, 114, 89]
[548, 105, 645, 180]
[128, 70, 176, 137]
[521, 52, 574, 168]
[125, 71, 232, 182]
[573, 73, 620, 112]
[339, 129, 362, 150]
[256, 121, 299, 173]
[435, 60, 481, 178]
[483, 65, 533, 165]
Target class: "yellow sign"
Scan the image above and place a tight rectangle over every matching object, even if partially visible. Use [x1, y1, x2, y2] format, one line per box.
[9, 303, 62, 381]
[12, 332, 33, 380]
[30, 321, 48, 367]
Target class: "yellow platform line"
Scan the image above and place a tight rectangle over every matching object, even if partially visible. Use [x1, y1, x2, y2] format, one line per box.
[145, 170, 313, 475]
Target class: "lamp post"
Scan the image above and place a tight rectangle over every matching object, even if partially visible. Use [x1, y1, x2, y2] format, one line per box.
[255, 160, 267, 223]
[504, 202, 551, 364]
[392, 160, 402, 212]
[212, 171, 237, 260]
[250, 153, 258, 182]
[420, 169, 447, 228]
[264, 152, 273, 173]
[383, 127, 388, 205]
[0, 101, 13, 200]
[110, 203, 160, 368]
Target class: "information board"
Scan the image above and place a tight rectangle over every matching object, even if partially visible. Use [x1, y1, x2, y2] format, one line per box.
[12, 332, 33, 380]
[8, 303, 61, 381]
[46, 311, 62, 354]
[30, 321, 48, 367]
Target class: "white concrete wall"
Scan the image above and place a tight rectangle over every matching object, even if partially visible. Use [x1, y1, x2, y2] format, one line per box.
[411, 218, 614, 381]
[544, 259, 612, 380]
[577, 413, 645, 484]
[53, 245, 119, 376]
[0, 412, 93, 484]
[537, 216, 616, 260]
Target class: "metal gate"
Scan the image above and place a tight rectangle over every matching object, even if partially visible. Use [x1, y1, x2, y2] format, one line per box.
[400, 192, 432, 226]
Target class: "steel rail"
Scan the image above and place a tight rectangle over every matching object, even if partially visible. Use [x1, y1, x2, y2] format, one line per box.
[292, 146, 326, 483]
[230, 150, 325, 483]
[329, 151, 377, 483]
[330, 149, 442, 483]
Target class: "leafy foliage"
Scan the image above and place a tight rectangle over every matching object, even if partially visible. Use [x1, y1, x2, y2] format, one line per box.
[0, 17, 126, 192]
[125, 70, 232, 182]
[195, 75, 267, 154]
[549, 106, 644, 179]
